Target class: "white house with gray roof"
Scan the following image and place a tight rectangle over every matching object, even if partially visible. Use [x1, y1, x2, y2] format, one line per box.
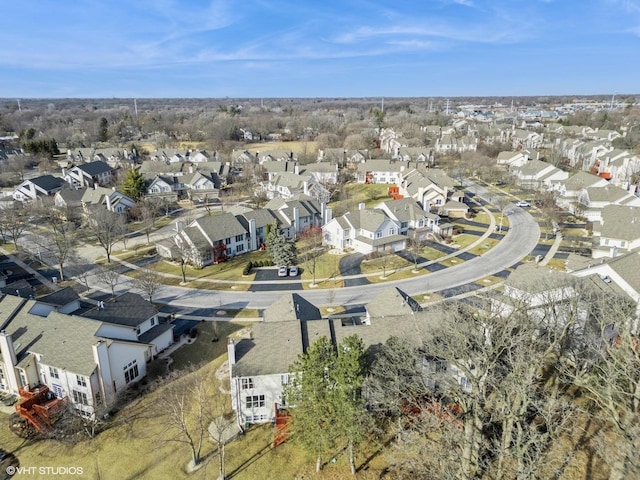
[376, 198, 444, 239]
[322, 205, 406, 254]
[592, 205, 640, 258]
[64, 160, 114, 189]
[0, 295, 152, 418]
[550, 171, 609, 212]
[13, 175, 66, 203]
[80, 292, 173, 359]
[576, 185, 640, 222]
[509, 159, 568, 190]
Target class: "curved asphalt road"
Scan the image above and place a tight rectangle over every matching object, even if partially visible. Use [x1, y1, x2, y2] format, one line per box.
[155, 186, 540, 309]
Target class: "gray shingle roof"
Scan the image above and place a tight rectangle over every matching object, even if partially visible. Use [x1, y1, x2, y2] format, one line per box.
[80, 292, 157, 327]
[35, 287, 79, 307]
[600, 205, 640, 241]
[365, 287, 423, 318]
[0, 297, 100, 376]
[263, 293, 322, 323]
[192, 212, 247, 242]
[30, 175, 65, 192]
[75, 160, 113, 176]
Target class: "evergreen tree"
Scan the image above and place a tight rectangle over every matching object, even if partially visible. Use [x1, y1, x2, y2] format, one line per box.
[285, 334, 370, 474]
[121, 167, 146, 201]
[266, 222, 297, 266]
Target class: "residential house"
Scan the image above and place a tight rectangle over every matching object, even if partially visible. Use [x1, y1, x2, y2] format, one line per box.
[576, 185, 640, 222]
[510, 129, 544, 150]
[592, 205, 640, 258]
[54, 188, 86, 211]
[144, 174, 182, 201]
[228, 293, 329, 425]
[262, 172, 330, 204]
[322, 205, 406, 254]
[228, 290, 473, 426]
[230, 206, 279, 251]
[398, 168, 456, 212]
[363, 287, 422, 323]
[0, 295, 152, 418]
[63, 161, 114, 189]
[379, 128, 403, 155]
[438, 200, 470, 219]
[13, 175, 66, 203]
[356, 159, 407, 184]
[164, 213, 249, 267]
[509, 159, 568, 190]
[182, 171, 219, 203]
[496, 151, 529, 168]
[395, 147, 433, 164]
[376, 198, 443, 240]
[550, 171, 609, 212]
[80, 186, 135, 214]
[80, 292, 173, 359]
[491, 264, 578, 320]
[28, 287, 81, 316]
[265, 195, 326, 239]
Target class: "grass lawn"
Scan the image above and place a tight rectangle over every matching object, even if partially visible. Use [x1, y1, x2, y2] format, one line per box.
[439, 257, 465, 268]
[419, 246, 448, 261]
[360, 254, 412, 276]
[170, 321, 247, 370]
[545, 257, 568, 271]
[450, 234, 482, 249]
[366, 266, 425, 283]
[468, 238, 499, 256]
[300, 252, 344, 285]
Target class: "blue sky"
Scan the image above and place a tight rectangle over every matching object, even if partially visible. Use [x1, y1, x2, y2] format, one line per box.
[1, 0, 639, 98]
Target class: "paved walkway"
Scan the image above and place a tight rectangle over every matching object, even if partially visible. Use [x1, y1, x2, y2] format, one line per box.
[539, 231, 563, 266]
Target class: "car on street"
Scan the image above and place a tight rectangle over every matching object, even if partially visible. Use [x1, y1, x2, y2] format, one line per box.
[515, 201, 531, 207]
[278, 266, 288, 277]
[289, 266, 298, 276]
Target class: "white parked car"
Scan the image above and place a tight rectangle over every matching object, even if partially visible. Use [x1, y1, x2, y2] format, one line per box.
[289, 266, 298, 277]
[515, 201, 531, 207]
[278, 266, 288, 277]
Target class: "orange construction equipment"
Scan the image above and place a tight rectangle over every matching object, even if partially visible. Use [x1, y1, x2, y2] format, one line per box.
[15, 385, 66, 433]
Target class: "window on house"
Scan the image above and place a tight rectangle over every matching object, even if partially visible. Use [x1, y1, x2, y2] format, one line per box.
[72, 390, 89, 406]
[124, 360, 139, 384]
[389, 228, 395, 235]
[225, 237, 231, 245]
[235, 234, 244, 242]
[236, 244, 244, 254]
[401, 222, 408, 229]
[241, 378, 254, 390]
[95, 391, 102, 406]
[376, 231, 383, 239]
[151, 317, 156, 326]
[280, 374, 289, 385]
[435, 199, 442, 205]
[76, 375, 87, 387]
[418, 220, 424, 227]
[135, 326, 141, 336]
[245, 395, 265, 409]
[49, 366, 59, 379]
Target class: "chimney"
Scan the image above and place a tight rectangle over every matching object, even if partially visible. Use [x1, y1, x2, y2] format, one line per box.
[176, 221, 184, 232]
[249, 218, 257, 251]
[0, 331, 19, 391]
[293, 206, 300, 233]
[105, 194, 112, 211]
[227, 338, 236, 365]
[358, 202, 365, 210]
[294, 163, 300, 175]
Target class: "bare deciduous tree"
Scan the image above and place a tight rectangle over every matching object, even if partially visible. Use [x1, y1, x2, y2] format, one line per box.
[86, 208, 126, 263]
[97, 265, 121, 297]
[133, 267, 162, 303]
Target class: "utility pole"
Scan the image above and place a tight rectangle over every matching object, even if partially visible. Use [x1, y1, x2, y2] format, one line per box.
[445, 99, 450, 115]
[134, 98, 138, 118]
[381, 97, 384, 113]
[16, 99, 21, 112]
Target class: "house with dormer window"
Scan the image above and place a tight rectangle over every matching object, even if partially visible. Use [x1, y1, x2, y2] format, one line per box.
[0, 295, 153, 419]
[322, 205, 406, 254]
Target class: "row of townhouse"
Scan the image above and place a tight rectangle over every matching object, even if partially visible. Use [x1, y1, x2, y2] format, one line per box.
[0, 291, 173, 420]
[156, 194, 329, 267]
[499, 152, 640, 261]
[229, 259, 639, 427]
[228, 287, 431, 425]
